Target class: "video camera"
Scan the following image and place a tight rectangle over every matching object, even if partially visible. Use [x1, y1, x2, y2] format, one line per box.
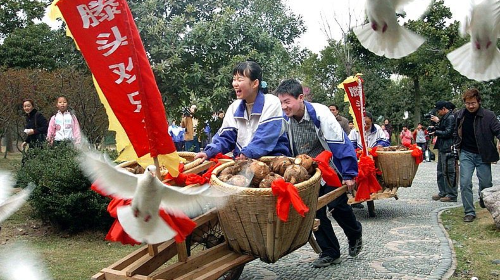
[423, 108, 438, 132]
[423, 108, 437, 119]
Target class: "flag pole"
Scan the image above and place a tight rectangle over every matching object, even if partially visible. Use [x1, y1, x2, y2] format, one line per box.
[153, 157, 162, 179]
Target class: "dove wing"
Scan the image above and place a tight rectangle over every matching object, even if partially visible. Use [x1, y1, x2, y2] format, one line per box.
[159, 182, 212, 217]
[392, 0, 414, 11]
[492, 0, 500, 37]
[458, 0, 474, 37]
[79, 151, 138, 199]
[159, 182, 231, 218]
[0, 183, 33, 224]
[0, 171, 15, 203]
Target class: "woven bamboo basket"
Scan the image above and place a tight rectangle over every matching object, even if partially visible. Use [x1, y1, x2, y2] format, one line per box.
[375, 148, 419, 188]
[210, 157, 322, 263]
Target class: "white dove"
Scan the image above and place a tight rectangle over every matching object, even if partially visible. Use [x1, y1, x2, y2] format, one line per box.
[353, 0, 426, 59]
[447, 0, 500, 82]
[79, 150, 227, 244]
[0, 171, 34, 225]
[0, 242, 52, 280]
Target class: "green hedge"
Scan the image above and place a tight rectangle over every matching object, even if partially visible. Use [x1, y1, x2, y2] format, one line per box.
[16, 144, 113, 233]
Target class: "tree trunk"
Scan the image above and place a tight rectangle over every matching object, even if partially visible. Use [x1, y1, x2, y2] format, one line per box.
[413, 77, 421, 127]
[5, 128, 14, 153]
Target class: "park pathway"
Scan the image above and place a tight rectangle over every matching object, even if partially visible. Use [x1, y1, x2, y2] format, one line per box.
[237, 161, 500, 280]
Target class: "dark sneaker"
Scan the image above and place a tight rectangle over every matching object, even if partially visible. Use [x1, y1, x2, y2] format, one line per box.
[348, 236, 363, 257]
[463, 215, 476, 222]
[351, 203, 364, 209]
[432, 194, 442, 201]
[440, 196, 457, 202]
[312, 255, 341, 268]
[479, 197, 486, 208]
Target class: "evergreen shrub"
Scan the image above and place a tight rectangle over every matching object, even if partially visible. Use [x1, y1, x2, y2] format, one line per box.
[16, 143, 113, 233]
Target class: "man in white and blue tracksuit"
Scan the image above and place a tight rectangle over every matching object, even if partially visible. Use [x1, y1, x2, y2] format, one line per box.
[276, 79, 363, 268]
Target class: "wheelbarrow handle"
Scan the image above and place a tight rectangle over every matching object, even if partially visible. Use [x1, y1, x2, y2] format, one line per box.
[317, 185, 347, 209]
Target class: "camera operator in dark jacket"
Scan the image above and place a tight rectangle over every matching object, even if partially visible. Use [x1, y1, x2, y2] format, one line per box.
[453, 88, 500, 222]
[429, 101, 457, 203]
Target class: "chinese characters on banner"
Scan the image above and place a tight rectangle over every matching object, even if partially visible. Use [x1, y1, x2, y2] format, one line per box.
[56, 0, 175, 158]
[343, 77, 368, 156]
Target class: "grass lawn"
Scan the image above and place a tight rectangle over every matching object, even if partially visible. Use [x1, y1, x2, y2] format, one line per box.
[1, 151, 139, 279]
[441, 205, 500, 280]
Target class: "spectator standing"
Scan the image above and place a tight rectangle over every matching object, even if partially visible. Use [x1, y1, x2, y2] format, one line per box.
[399, 125, 413, 147]
[429, 101, 457, 202]
[168, 120, 185, 151]
[381, 124, 390, 140]
[384, 119, 393, 143]
[46, 96, 81, 145]
[22, 99, 48, 149]
[413, 123, 429, 152]
[276, 79, 362, 268]
[329, 104, 350, 134]
[181, 105, 200, 152]
[454, 88, 500, 222]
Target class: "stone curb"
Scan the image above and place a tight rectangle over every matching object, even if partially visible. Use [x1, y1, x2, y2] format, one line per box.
[434, 204, 462, 279]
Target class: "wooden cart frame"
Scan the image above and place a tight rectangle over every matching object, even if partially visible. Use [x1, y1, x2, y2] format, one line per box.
[91, 158, 347, 280]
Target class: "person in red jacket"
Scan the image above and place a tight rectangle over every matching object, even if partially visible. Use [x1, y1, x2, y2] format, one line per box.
[399, 125, 413, 147]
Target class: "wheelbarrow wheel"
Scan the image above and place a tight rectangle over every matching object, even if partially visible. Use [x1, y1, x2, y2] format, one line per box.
[367, 200, 376, 217]
[186, 218, 245, 280]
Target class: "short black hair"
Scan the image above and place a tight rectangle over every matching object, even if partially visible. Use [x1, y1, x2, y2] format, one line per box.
[365, 111, 373, 121]
[274, 79, 303, 98]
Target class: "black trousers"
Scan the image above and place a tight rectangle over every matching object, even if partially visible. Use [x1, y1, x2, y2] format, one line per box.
[313, 184, 362, 258]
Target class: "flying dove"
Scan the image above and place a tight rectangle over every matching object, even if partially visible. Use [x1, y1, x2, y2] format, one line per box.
[447, 0, 500, 82]
[79, 150, 229, 244]
[0, 242, 52, 280]
[0, 171, 33, 225]
[353, 0, 426, 59]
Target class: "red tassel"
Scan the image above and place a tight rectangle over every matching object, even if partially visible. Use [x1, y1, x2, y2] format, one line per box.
[271, 179, 309, 222]
[313, 151, 342, 187]
[355, 155, 382, 201]
[409, 144, 423, 165]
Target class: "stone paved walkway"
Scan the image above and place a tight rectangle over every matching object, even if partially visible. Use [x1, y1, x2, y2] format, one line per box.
[237, 161, 500, 280]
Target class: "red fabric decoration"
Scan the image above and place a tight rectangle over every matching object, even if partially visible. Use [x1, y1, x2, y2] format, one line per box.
[313, 151, 342, 187]
[409, 144, 423, 165]
[369, 146, 378, 158]
[271, 179, 309, 222]
[91, 182, 196, 245]
[355, 155, 382, 201]
[212, 153, 232, 159]
[355, 148, 362, 159]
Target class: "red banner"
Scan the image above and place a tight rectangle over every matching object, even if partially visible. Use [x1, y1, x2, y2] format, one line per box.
[343, 78, 368, 156]
[56, 0, 175, 158]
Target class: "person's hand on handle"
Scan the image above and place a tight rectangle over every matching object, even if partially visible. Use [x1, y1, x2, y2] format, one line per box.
[235, 153, 248, 160]
[194, 152, 208, 161]
[343, 179, 356, 192]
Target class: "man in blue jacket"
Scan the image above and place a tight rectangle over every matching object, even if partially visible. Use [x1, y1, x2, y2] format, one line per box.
[275, 79, 362, 268]
[454, 88, 500, 222]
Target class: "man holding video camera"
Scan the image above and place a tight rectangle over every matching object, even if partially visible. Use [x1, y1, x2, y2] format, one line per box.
[454, 89, 500, 222]
[428, 101, 457, 202]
